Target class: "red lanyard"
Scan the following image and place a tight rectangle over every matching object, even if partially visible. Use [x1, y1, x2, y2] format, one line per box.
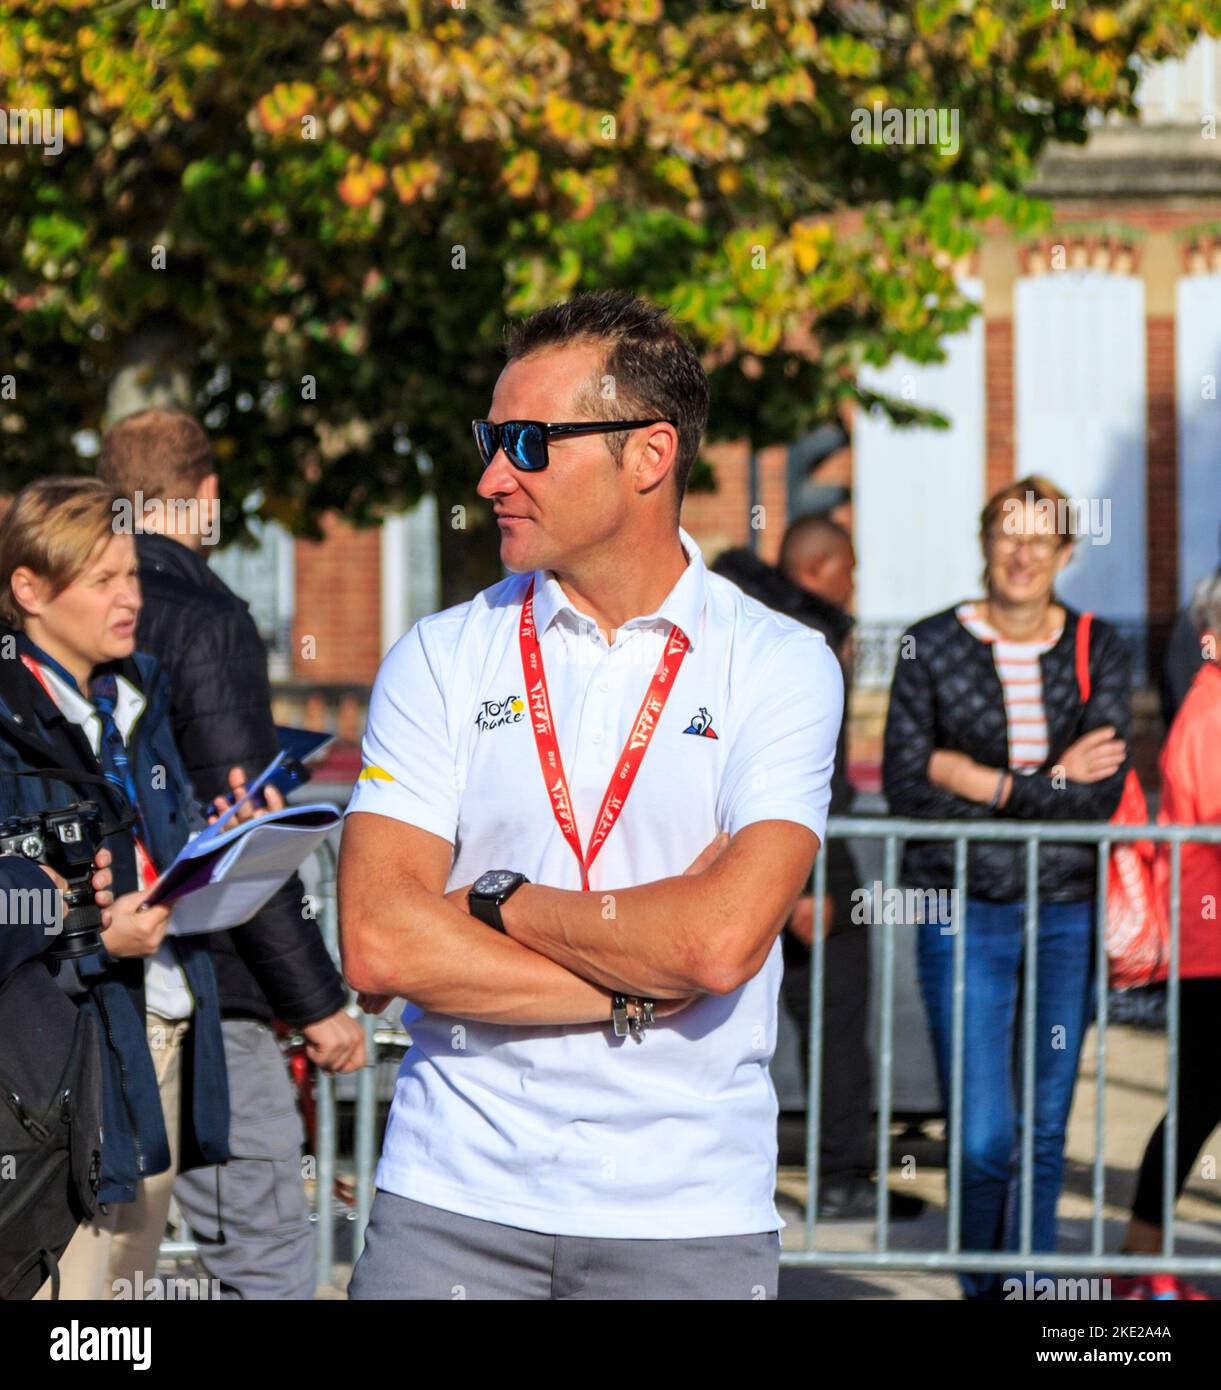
[519, 578, 689, 891]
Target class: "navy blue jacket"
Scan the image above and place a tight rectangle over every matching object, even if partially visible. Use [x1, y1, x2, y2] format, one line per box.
[0, 634, 229, 1204]
[0, 855, 60, 980]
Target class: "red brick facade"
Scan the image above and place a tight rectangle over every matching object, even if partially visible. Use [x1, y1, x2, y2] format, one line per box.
[984, 319, 1015, 506]
[291, 513, 381, 683]
[1145, 314, 1179, 631]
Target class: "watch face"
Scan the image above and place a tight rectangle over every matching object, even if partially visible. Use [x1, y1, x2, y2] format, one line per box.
[474, 870, 519, 897]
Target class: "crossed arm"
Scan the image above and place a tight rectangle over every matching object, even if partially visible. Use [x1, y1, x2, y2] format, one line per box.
[339, 810, 819, 1027]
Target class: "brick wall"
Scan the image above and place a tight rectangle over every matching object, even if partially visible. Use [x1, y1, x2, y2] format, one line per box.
[757, 444, 789, 565]
[292, 512, 382, 685]
[984, 317, 1015, 501]
[680, 439, 751, 562]
[1146, 315, 1179, 627]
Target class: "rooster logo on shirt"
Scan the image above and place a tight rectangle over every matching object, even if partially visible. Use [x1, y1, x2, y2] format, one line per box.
[682, 707, 718, 739]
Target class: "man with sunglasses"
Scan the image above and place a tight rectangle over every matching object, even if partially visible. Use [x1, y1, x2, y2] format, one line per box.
[340, 289, 843, 1300]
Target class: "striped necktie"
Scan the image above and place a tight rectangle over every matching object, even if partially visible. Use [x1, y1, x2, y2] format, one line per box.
[88, 671, 151, 852]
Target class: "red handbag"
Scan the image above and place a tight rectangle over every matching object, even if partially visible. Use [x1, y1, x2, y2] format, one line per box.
[1075, 612, 1168, 988]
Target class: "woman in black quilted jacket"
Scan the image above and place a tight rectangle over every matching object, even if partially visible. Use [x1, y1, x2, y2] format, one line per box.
[882, 475, 1131, 1300]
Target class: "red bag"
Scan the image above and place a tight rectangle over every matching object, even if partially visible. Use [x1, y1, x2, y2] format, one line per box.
[1075, 613, 1168, 988]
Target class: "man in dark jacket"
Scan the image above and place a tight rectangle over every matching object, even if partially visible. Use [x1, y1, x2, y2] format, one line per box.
[100, 409, 364, 1300]
[713, 515, 922, 1220]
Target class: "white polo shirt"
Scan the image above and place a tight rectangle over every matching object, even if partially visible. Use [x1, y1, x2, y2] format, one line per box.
[345, 526, 843, 1238]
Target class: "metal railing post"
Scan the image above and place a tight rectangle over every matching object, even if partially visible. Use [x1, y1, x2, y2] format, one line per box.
[1091, 840, 1110, 1258]
[1019, 837, 1039, 1258]
[314, 1068, 336, 1291]
[1163, 839, 1182, 1255]
[948, 837, 967, 1255]
[312, 837, 340, 1292]
[804, 850, 828, 1247]
[875, 836, 898, 1252]
[353, 1012, 377, 1263]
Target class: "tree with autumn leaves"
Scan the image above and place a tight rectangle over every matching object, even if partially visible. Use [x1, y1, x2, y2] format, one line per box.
[1, 0, 1218, 596]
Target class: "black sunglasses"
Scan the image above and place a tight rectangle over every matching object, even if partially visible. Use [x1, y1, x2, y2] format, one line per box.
[472, 418, 677, 472]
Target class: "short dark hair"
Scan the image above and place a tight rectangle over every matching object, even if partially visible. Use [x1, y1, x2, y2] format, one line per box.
[779, 513, 853, 575]
[98, 408, 213, 501]
[504, 289, 709, 509]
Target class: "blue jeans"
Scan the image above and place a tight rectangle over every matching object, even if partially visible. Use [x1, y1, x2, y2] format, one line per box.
[916, 898, 1095, 1299]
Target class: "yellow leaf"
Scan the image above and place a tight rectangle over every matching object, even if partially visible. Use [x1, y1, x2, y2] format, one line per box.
[503, 149, 540, 198]
[793, 241, 820, 275]
[339, 170, 374, 207]
[1087, 10, 1121, 42]
[391, 157, 442, 204]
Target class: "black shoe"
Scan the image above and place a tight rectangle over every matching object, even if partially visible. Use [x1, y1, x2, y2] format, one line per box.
[817, 1176, 926, 1221]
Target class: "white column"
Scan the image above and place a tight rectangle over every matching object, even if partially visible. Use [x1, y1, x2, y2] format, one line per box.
[1014, 271, 1147, 623]
[270, 522, 295, 681]
[1175, 274, 1221, 604]
[854, 279, 986, 634]
[380, 497, 440, 655]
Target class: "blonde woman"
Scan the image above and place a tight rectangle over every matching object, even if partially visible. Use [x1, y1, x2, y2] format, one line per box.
[0, 478, 270, 1298]
[883, 475, 1131, 1299]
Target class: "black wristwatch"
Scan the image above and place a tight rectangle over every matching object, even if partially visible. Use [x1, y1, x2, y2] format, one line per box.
[468, 870, 531, 933]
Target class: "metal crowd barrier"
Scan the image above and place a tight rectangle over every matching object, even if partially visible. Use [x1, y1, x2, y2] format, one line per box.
[788, 815, 1221, 1277]
[166, 815, 1221, 1290]
[161, 834, 386, 1287]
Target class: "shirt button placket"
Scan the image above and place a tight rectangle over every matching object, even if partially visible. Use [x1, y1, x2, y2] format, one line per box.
[577, 633, 610, 773]
[590, 646, 610, 749]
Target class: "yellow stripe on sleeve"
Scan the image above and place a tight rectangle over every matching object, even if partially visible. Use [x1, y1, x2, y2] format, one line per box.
[358, 765, 395, 782]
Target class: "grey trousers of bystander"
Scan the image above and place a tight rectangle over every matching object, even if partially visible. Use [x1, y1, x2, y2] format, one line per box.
[348, 1190, 780, 1300]
[173, 1018, 315, 1300]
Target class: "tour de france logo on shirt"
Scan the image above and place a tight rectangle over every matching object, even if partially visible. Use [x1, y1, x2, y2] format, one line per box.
[475, 694, 526, 732]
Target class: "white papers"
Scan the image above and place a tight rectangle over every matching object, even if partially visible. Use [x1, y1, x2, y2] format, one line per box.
[148, 802, 341, 936]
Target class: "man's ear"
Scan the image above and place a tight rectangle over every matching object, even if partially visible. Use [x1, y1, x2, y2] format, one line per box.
[198, 472, 220, 506]
[793, 554, 824, 592]
[631, 423, 679, 498]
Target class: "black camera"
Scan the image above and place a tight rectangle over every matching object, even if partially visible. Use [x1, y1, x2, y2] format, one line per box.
[0, 803, 107, 960]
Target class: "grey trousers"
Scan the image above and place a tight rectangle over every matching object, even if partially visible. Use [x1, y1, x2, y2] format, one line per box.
[349, 1190, 780, 1300]
[173, 1018, 315, 1300]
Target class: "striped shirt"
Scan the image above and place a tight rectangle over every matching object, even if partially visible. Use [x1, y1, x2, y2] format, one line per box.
[956, 602, 1064, 774]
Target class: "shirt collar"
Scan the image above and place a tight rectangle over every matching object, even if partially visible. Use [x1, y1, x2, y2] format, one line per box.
[529, 526, 707, 651]
[20, 648, 146, 754]
[15, 633, 86, 696]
